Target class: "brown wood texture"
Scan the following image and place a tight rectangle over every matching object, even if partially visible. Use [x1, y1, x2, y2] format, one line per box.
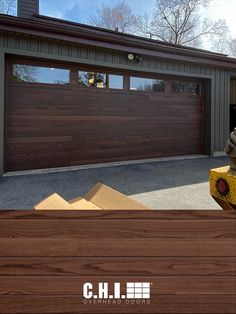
[0, 219, 235, 238]
[0, 210, 235, 314]
[0, 295, 236, 314]
[0, 238, 236, 257]
[5, 59, 203, 171]
[0, 210, 235, 219]
[0, 257, 235, 276]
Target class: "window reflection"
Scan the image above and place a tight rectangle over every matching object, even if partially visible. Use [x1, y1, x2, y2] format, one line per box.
[130, 77, 165, 92]
[12, 65, 70, 85]
[172, 81, 200, 95]
[109, 74, 123, 89]
[78, 72, 123, 89]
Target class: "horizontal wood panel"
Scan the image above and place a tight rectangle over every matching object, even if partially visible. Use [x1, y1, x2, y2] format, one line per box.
[0, 238, 235, 257]
[0, 211, 235, 314]
[7, 87, 201, 118]
[0, 257, 235, 276]
[6, 70, 203, 171]
[5, 149, 201, 171]
[0, 210, 235, 220]
[0, 295, 235, 313]
[0, 276, 235, 295]
[0, 219, 235, 238]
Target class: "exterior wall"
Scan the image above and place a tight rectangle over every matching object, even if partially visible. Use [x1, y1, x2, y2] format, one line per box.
[0, 31, 234, 174]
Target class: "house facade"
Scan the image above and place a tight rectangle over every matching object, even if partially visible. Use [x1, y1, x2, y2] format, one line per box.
[0, 0, 236, 175]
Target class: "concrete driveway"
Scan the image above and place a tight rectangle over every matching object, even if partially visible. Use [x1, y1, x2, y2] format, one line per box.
[0, 156, 228, 209]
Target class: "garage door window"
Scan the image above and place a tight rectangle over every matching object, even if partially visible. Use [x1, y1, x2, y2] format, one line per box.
[78, 71, 123, 89]
[130, 77, 165, 92]
[12, 65, 70, 85]
[172, 81, 200, 95]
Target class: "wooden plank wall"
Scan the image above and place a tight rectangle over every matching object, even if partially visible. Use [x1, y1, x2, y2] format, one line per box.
[0, 210, 235, 314]
[6, 80, 203, 171]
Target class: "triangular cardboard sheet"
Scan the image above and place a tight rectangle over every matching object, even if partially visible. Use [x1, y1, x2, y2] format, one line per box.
[69, 197, 101, 210]
[84, 183, 149, 210]
[34, 193, 75, 210]
[34, 183, 150, 210]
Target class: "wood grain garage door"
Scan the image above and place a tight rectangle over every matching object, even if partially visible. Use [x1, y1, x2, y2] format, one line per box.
[5, 58, 204, 172]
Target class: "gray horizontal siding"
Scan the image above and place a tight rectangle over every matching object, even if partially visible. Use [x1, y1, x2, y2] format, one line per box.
[0, 31, 234, 154]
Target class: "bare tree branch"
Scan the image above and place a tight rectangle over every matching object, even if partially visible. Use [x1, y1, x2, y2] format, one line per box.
[212, 33, 236, 57]
[13, 65, 37, 82]
[135, 0, 227, 48]
[89, 0, 136, 33]
[228, 39, 236, 57]
[0, 0, 15, 15]
[180, 19, 227, 45]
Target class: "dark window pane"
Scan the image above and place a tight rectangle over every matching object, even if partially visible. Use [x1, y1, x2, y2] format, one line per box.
[78, 72, 123, 89]
[12, 65, 70, 85]
[130, 77, 165, 92]
[172, 81, 200, 95]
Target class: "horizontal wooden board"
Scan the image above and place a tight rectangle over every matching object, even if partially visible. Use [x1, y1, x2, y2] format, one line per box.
[0, 219, 235, 238]
[0, 238, 235, 257]
[0, 295, 235, 313]
[0, 211, 235, 314]
[0, 210, 236, 220]
[0, 257, 235, 276]
[0, 276, 235, 295]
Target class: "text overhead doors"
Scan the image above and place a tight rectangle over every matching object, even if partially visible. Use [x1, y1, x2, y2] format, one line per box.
[6, 58, 204, 172]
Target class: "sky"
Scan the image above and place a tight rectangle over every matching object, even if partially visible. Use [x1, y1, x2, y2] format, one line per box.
[205, 0, 236, 37]
[38, 0, 236, 38]
[39, 0, 156, 24]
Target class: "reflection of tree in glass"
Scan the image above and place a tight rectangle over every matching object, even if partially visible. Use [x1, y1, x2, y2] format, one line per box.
[55, 80, 68, 85]
[0, 0, 15, 15]
[153, 81, 165, 92]
[143, 83, 152, 92]
[13, 65, 37, 82]
[79, 72, 106, 87]
[172, 82, 199, 95]
[136, 80, 164, 92]
[79, 72, 89, 87]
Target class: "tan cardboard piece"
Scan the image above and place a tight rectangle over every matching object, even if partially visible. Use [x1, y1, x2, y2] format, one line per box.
[34, 183, 149, 210]
[34, 193, 75, 210]
[84, 183, 148, 210]
[69, 197, 101, 210]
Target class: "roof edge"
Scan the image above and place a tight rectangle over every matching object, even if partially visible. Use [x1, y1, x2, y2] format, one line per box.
[1, 13, 236, 69]
[33, 14, 228, 58]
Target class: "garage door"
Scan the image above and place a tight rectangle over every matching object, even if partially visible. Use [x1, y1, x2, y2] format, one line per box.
[5, 58, 204, 172]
